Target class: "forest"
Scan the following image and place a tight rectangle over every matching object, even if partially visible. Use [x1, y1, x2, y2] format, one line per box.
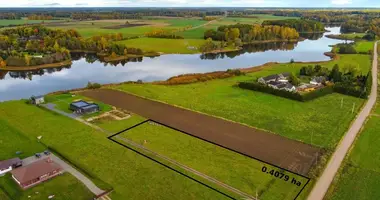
[262, 19, 325, 32]
[0, 26, 145, 67]
[204, 24, 299, 43]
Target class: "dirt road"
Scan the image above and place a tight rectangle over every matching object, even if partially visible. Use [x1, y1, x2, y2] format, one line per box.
[307, 41, 378, 200]
[80, 89, 321, 176]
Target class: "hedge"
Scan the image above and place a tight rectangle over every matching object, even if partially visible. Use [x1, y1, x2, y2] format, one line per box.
[238, 81, 334, 102]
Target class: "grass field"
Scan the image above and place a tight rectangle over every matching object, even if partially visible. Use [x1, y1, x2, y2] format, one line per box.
[354, 41, 375, 54]
[117, 38, 207, 54]
[114, 122, 309, 200]
[0, 118, 45, 160]
[47, 19, 206, 38]
[0, 101, 234, 200]
[114, 54, 371, 149]
[0, 19, 65, 26]
[0, 173, 94, 200]
[326, 116, 380, 200]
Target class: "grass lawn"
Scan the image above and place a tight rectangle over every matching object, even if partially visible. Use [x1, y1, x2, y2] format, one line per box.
[0, 101, 232, 200]
[0, 119, 45, 160]
[338, 33, 366, 40]
[326, 116, 380, 200]
[115, 122, 308, 200]
[117, 38, 207, 54]
[0, 173, 94, 200]
[45, 93, 112, 117]
[93, 114, 147, 133]
[113, 54, 371, 149]
[0, 189, 11, 200]
[354, 41, 375, 54]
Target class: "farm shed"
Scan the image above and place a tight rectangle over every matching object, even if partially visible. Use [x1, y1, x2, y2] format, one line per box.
[11, 158, 62, 189]
[69, 100, 100, 114]
[0, 157, 22, 175]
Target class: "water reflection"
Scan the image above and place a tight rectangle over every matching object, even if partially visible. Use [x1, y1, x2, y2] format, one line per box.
[0, 27, 346, 101]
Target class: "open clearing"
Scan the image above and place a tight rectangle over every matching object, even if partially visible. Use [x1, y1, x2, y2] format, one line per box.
[113, 121, 309, 200]
[0, 101, 234, 200]
[0, 19, 65, 26]
[80, 89, 322, 176]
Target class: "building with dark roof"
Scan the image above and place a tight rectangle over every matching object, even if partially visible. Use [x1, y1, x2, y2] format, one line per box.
[258, 72, 291, 84]
[30, 95, 45, 105]
[11, 158, 62, 189]
[69, 100, 100, 114]
[0, 158, 22, 175]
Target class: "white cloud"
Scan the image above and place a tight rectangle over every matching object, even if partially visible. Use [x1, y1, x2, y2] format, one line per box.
[331, 0, 352, 5]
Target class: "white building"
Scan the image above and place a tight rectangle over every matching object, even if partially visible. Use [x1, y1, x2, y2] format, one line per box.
[0, 158, 22, 176]
[30, 95, 45, 105]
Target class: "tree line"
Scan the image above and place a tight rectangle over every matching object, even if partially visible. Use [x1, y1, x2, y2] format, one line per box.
[204, 24, 299, 43]
[262, 19, 325, 32]
[0, 25, 146, 67]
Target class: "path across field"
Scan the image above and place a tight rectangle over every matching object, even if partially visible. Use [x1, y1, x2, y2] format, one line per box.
[80, 89, 321, 176]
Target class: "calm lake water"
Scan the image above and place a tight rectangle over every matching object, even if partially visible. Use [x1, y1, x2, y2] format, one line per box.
[0, 27, 345, 101]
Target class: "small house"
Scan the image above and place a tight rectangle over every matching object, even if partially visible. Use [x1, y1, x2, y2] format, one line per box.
[258, 72, 291, 84]
[310, 76, 326, 85]
[0, 158, 22, 176]
[11, 158, 62, 189]
[69, 100, 100, 114]
[30, 95, 45, 105]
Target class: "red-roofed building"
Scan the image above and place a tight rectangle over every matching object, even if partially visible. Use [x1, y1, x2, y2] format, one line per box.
[11, 158, 62, 189]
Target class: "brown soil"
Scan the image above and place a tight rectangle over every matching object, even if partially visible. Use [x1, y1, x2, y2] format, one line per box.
[80, 89, 322, 176]
[102, 24, 149, 29]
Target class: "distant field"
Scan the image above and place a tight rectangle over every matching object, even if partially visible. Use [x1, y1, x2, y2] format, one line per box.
[326, 116, 380, 200]
[115, 122, 309, 200]
[117, 38, 206, 54]
[114, 54, 370, 149]
[0, 19, 65, 26]
[47, 19, 206, 38]
[0, 101, 233, 200]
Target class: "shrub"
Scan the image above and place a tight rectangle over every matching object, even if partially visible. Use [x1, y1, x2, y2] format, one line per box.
[86, 82, 101, 89]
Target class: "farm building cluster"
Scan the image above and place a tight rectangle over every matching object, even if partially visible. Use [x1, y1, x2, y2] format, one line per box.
[258, 72, 326, 93]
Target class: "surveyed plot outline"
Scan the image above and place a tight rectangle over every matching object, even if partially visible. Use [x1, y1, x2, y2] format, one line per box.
[107, 119, 311, 200]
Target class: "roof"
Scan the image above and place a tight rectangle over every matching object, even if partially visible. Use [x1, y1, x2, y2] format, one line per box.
[261, 74, 279, 81]
[281, 72, 291, 78]
[268, 81, 283, 86]
[277, 83, 294, 89]
[71, 100, 90, 108]
[31, 95, 44, 100]
[0, 158, 21, 170]
[81, 104, 99, 110]
[11, 158, 62, 184]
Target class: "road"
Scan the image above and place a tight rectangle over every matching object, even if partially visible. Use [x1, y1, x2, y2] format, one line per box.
[22, 153, 105, 196]
[307, 41, 378, 200]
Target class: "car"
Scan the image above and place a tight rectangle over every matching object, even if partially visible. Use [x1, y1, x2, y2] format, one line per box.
[35, 153, 41, 158]
[43, 150, 51, 155]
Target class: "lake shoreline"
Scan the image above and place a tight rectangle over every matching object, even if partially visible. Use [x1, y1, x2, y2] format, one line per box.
[0, 60, 72, 71]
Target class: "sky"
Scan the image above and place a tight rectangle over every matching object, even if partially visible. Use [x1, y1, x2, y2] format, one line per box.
[0, 0, 379, 7]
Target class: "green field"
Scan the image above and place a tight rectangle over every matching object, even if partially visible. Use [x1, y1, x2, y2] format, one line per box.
[0, 101, 234, 200]
[354, 41, 375, 54]
[114, 122, 308, 200]
[0, 173, 94, 200]
[326, 116, 380, 200]
[0, 119, 45, 160]
[114, 54, 371, 149]
[0, 19, 65, 26]
[117, 38, 207, 54]
[47, 19, 206, 38]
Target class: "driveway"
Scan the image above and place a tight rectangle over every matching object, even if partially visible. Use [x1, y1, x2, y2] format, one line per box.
[22, 153, 105, 196]
[307, 41, 378, 200]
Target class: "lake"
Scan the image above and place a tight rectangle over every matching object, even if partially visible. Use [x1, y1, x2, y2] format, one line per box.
[0, 27, 345, 101]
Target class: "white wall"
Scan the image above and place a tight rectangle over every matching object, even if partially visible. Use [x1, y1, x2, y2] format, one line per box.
[0, 166, 12, 175]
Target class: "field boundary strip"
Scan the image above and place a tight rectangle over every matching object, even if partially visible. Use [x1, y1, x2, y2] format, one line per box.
[107, 119, 311, 200]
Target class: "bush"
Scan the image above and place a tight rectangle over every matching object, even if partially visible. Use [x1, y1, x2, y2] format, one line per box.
[338, 44, 357, 54]
[86, 82, 101, 89]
